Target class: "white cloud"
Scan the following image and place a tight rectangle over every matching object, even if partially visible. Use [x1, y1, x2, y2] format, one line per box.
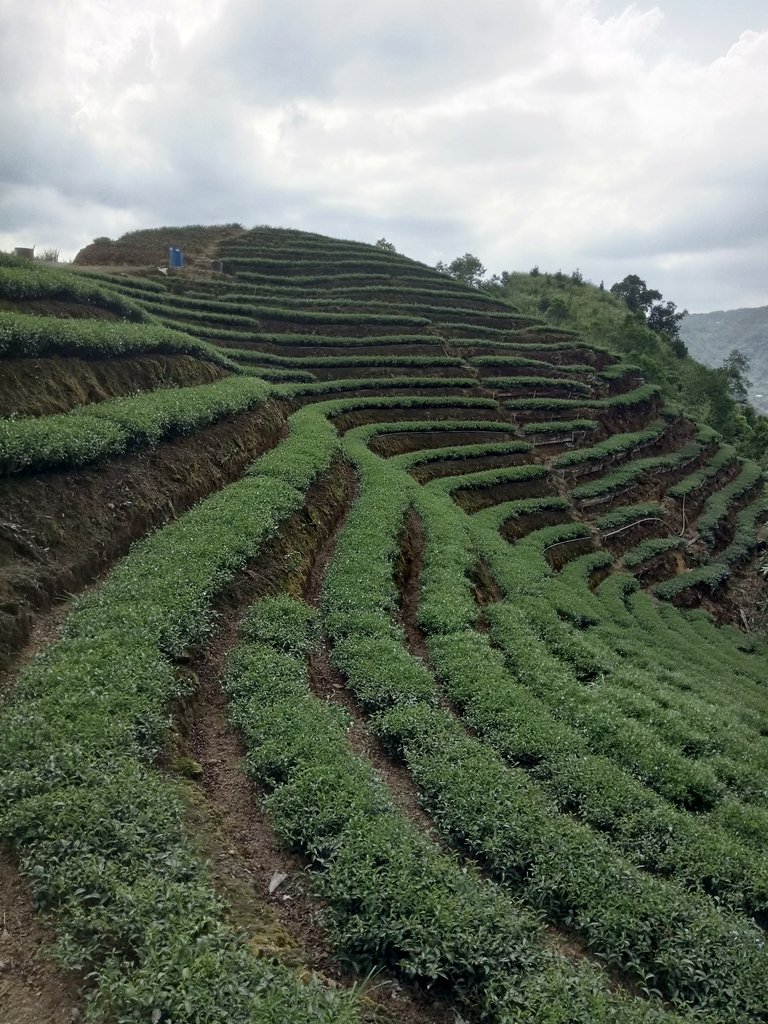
[1, 0, 766, 310]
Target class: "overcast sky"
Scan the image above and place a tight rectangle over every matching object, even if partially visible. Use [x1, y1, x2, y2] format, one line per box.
[1, 1, 766, 312]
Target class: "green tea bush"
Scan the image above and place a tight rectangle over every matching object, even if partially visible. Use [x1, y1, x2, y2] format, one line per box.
[484, 375, 594, 396]
[0, 310, 237, 367]
[1, 377, 272, 473]
[623, 536, 685, 568]
[0, 424, 352, 1019]
[553, 423, 666, 469]
[0, 263, 148, 320]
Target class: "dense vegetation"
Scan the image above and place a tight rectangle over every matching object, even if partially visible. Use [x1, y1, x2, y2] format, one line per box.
[0, 227, 766, 1024]
[473, 267, 768, 467]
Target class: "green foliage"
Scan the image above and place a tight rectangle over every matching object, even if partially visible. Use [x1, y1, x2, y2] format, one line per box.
[681, 306, 768, 414]
[697, 462, 764, 543]
[0, 430, 352, 1020]
[487, 268, 764, 454]
[6, 223, 768, 1021]
[224, 620, 669, 1023]
[239, 596, 320, 658]
[0, 262, 148, 320]
[484, 374, 593, 396]
[0, 310, 238, 367]
[668, 446, 738, 499]
[609, 276, 686, 348]
[596, 502, 667, 531]
[248, 405, 340, 492]
[571, 440, 705, 503]
[655, 562, 731, 600]
[552, 423, 666, 469]
[279, 376, 476, 398]
[1, 377, 272, 473]
[435, 252, 487, 287]
[390, 440, 531, 472]
[426, 463, 549, 497]
[520, 418, 599, 437]
[472, 497, 571, 532]
[623, 536, 685, 568]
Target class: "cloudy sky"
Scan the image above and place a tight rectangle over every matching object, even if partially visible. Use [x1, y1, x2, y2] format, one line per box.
[1, 0, 766, 311]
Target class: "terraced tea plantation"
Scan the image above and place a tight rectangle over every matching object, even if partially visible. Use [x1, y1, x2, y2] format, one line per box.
[1, 227, 767, 1024]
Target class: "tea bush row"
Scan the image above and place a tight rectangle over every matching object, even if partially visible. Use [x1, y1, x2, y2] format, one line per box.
[0, 376, 272, 473]
[0, 412, 351, 1021]
[321, 441, 768, 1017]
[0, 310, 238, 367]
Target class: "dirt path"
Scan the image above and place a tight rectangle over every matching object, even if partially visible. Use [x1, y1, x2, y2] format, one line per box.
[0, 852, 81, 1024]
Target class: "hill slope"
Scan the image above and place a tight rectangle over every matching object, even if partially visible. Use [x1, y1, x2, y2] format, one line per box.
[0, 230, 767, 1024]
[681, 306, 768, 412]
[488, 270, 768, 462]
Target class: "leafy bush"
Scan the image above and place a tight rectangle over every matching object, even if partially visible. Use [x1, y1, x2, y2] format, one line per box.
[0, 425, 352, 1019]
[1, 377, 272, 473]
[0, 310, 237, 367]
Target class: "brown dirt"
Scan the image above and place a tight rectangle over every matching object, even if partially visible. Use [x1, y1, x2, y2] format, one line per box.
[0, 581, 97, 701]
[709, 556, 768, 630]
[480, 365, 597, 381]
[0, 851, 82, 1024]
[543, 535, 597, 571]
[671, 461, 742, 524]
[331, 406, 508, 433]
[394, 511, 431, 664]
[451, 476, 554, 513]
[197, 317, 434, 339]
[499, 507, 574, 541]
[490, 384, 601, 402]
[218, 341, 446, 359]
[302, 483, 440, 839]
[295, 386, 479, 406]
[631, 551, 686, 589]
[0, 354, 228, 417]
[0, 399, 289, 670]
[307, 645, 440, 840]
[604, 372, 645, 397]
[572, 446, 713, 516]
[0, 299, 119, 321]
[303, 365, 464, 381]
[369, 428, 518, 457]
[553, 423, 692, 488]
[594, 393, 664, 435]
[507, 393, 661, 433]
[184, 660, 345, 973]
[506, 406, 589, 426]
[426, 312, 524, 330]
[410, 451, 531, 484]
[470, 559, 504, 606]
[172, 465, 350, 969]
[390, 513, 637, 985]
[466, 346, 607, 367]
[600, 517, 676, 557]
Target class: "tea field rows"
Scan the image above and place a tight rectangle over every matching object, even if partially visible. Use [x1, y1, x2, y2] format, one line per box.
[0, 228, 766, 1023]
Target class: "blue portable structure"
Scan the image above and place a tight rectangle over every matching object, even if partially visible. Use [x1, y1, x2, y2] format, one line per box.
[168, 247, 184, 268]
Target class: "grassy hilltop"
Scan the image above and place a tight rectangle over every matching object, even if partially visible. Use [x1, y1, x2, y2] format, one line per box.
[1, 227, 767, 1024]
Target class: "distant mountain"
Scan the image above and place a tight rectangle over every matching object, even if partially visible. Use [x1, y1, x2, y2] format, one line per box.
[680, 307, 768, 412]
